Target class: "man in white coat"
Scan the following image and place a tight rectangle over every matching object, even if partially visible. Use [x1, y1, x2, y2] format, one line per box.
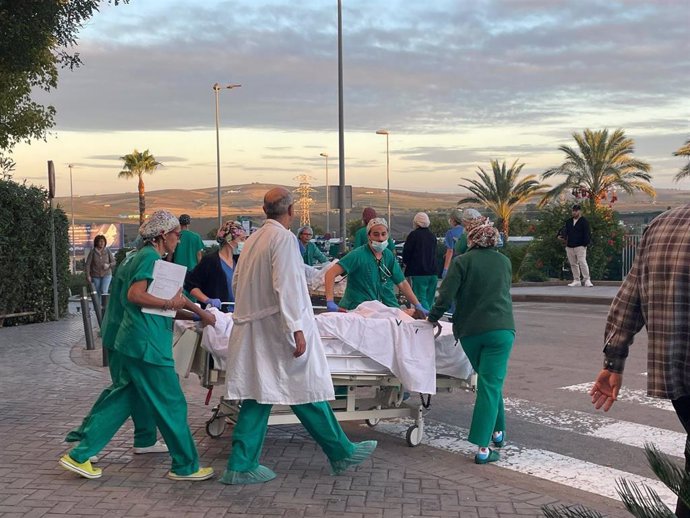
[220, 187, 377, 485]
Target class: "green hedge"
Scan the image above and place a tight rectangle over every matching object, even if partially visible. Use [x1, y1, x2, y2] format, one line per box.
[0, 179, 70, 324]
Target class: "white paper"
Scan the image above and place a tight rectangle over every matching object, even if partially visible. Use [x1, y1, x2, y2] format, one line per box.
[142, 260, 187, 317]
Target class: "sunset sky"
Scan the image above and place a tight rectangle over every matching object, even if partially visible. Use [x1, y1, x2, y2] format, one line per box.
[11, 0, 689, 198]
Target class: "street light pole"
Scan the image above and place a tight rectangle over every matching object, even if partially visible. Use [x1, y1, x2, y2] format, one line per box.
[320, 152, 329, 234]
[68, 163, 76, 273]
[337, 0, 346, 252]
[213, 82, 241, 231]
[376, 129, 391, 225]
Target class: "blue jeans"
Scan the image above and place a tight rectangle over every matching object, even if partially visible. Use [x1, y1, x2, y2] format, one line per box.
[91, 276, 112, 297]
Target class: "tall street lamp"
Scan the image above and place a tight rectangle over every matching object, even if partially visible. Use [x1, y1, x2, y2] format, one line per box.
[376, 129, 391, 226]
[320, 152, 330, 234]
[68, 163, 76, 273]
[213, 82, 241, 231]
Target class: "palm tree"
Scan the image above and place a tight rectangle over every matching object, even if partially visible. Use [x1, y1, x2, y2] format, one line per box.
[458, 159, 548, 239]
[673, 139, 690, 183]
[118, 149, 161, 226]
[540, 129, 654, 208]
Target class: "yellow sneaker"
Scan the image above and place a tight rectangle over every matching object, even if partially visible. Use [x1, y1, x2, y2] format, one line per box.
[59, 454, 102, 479]
[166, 466, 214, 481]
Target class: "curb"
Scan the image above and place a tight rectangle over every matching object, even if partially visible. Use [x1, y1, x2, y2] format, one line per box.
[512, 294, 613, 305]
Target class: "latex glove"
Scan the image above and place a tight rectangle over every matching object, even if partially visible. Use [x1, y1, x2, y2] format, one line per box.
[326, 300, 339, 312]
[206, 298, 222, 309]
[192, 313, 201, 321]
[442, 268, 448, 278]
[414, 303, 429, 317]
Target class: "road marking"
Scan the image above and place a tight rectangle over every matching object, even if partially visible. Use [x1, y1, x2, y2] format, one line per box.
[560, 382, 674, 412]
[502, 397, 685, 458]
[372, 419, 676, 508]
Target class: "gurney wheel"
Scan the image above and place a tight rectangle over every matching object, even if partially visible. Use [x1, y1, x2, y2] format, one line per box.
[406, 425, 422, 447]
[365, 418, 380, 427]
[205, 416, 226, 438]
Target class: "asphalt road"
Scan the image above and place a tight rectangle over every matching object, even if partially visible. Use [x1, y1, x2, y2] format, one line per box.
[407, 302, 684, 499]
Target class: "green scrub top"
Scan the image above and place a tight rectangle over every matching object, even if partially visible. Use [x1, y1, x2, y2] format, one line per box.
[301, 241, 329, 266]
[353, 226, 396, 252]
[113, 245, 175, 367]
[173, 229, 204, 270]
[454, 233, 468, 255]
[337, 245, 405, 310]
[100, 252, 137, 349]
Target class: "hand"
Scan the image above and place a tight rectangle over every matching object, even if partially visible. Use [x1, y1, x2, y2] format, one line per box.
[170, 290, 186, 311]
[326, 300, 339, 312]
[199, 310, 216, 328]
[589, 369, 622, 412]
[442, 268, 448, 278]
[206, 298, 222, 309]
[293, 330, 306, 358]
[428, 320, 443, 338]
[414, 303, 429, 317]
[86, 276, 92, 283]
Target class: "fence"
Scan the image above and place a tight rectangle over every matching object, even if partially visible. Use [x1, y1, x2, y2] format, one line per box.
[621, 234, 642, 279]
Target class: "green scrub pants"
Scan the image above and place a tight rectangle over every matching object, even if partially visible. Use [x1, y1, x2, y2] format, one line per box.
[69, 356, 199, 476]
[65, 349, 158, 447]
[227, 399, 355, 472]
[460, 329, 514, 447]
[409, 275, 438, 310]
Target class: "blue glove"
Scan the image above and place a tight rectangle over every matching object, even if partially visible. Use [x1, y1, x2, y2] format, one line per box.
[326, 300, 339, 312]
[414, 303, 429, 317]
[442, 268, 448, 278]
[192, 313, 201, 321]
[206, 298, 222, 309]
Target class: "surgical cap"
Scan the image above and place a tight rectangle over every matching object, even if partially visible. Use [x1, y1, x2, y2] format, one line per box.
[461, 208, 486, 232]
[367, 217, 389, 234]
[179, 214, 191, 226]
[217, 220, 246, 243]
[362, 207, 377, 224]
[139, 211, 179, 240]
[413, 212, 430, 228]
[449, 208, 463, 224]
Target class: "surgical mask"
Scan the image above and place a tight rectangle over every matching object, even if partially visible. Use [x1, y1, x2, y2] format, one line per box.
[235, 242, 244, 254]
[369, 240, 387, 253]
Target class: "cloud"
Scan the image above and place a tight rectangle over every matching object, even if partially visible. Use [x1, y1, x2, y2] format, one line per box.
[35, 0, 686, 137]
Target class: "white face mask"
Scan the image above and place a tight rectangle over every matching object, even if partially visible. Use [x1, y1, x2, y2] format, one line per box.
[369, 240, 387, 253]
[235, 242, 244, 254]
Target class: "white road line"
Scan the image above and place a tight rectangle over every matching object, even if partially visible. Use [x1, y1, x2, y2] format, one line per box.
[560, 382, 674, 412]
[502, 397, 685, 458]
[372, 419, 677, 508]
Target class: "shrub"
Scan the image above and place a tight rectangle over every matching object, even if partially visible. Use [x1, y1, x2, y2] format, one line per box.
[0, 179, 70, 323]
[530, 202, 623, 281]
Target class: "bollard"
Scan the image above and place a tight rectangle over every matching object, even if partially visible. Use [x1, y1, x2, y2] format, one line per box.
[80, 287, 95, 350]
[90, 289, 103, 328]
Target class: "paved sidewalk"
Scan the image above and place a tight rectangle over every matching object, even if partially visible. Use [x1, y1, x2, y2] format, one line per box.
[0, 316, 628, 517]
[511, 283, 619, 305]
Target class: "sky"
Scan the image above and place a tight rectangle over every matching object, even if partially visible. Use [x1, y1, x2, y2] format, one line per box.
[10, 0, 690, 198]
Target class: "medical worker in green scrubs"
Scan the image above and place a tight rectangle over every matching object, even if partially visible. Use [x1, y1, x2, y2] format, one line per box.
[297, 225, 329, 266]
[65, 247, 166, 456]
[427, 213, 515, 464]
[59, 211, 216, 481]
[324, 218, 428, 315]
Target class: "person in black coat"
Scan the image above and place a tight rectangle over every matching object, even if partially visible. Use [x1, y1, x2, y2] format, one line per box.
[185, 221, 246, 312]
[559, 204, 593, 287]
[401, 212, 438, 309]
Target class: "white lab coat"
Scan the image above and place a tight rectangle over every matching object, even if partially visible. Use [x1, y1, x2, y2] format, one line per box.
[225, 219, 335, 405]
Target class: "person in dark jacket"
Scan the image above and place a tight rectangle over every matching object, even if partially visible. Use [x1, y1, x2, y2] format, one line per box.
[185, 221, 245, 311]
[402, 212, 438, 310]
[559, 204, 593, 287]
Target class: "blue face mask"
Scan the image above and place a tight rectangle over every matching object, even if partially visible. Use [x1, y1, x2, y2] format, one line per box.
[369, 240, 387, 253]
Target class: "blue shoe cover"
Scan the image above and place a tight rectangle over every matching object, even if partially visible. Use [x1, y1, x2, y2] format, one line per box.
[330, 440, 377, 475]
[219, 465, 277, 485]
[492, 431, 505, 448]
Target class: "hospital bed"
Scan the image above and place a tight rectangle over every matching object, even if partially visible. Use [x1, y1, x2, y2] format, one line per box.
[173, 302, 476, 447]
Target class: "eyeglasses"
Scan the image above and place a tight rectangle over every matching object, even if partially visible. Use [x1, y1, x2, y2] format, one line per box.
[169, 231, 181, 238]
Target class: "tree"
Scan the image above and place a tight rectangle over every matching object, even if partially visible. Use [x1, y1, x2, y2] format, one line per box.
[673, 139, 690, 183]
[0, 1, 127, 174]
[458, 159, 548, 239]
[540, 129, 655, 208]
[118, 149, 161, 226]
